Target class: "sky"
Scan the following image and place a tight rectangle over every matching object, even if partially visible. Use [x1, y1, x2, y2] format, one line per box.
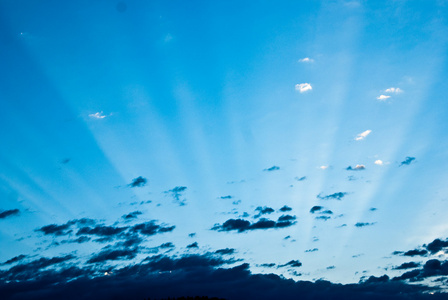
[1, 0, 448, 299]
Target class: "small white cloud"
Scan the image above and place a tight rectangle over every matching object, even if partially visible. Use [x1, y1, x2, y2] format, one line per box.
[319, 165, 329, 170]
[376, 95, 390, 101]
[374, 160, 383, 165]
[354, 164, 365, 170]
[295, 83, 312, 93]
[89, 111, 107, 119]
[385, 87, 403, 93]
[298, 57, 314, 63]
[355, 130, 371, 141]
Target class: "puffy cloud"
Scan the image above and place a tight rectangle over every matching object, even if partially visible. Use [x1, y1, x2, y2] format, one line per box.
[355, 130, 371, 141]
[0, 208, 20, 219]
[295, 83, 312, 93]
[279, 205, 292, 212]
[385, 87, 403, 93]
[88, 111, 107, 119]
[426, 238, 448, 254]
[377, 95, 390, 101]
[128, 176, 147, 188]
[298, 57, 314, 63]
[374, 160, 383, 165]
[346, 164, 366, 171]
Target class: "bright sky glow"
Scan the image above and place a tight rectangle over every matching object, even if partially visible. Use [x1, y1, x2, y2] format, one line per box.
[1, 1, 448, 299]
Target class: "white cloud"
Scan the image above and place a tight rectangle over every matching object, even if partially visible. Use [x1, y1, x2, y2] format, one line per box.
[319, 165, 329, 170]
[89, 111, 107, 119]
[374, 160, 383, 165]
[385, 87, 403, 93]
[354, 164, 365, 170]
[295, 83, 312, 93]
[376, 95, 390, 101]
[298, 57, 314, 63]
[355, 130, 371, 141]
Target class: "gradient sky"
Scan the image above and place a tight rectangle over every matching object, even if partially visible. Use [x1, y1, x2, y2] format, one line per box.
[1, 1, 448, 299]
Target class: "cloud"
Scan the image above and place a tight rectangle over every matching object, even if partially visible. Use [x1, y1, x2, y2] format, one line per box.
[159, 242, 175, 249]
[37, 223, 73, 236]
[279, 205, 292, 212]
[165, 186, 188, 205]
[374, 160, 383, 165]
[215, 248, 235, 255]
[385, 87, 403, 93]
[88, 111, 107, 119]
[77, 225, 128, 237]
[393, 262, 421, 270]
[220, 195, 233, 199]
[263, 166, 280, 172]
[295, 83, 312, 93]
[305, 248, 318, 253]
[317, 192, 347, 200]
[377, 95, 390, 101]
[310, 206, 323, 213]
[254, 206, 275, 217]
[400, 156, 416, 166]
[88, 248, 139, 264]
[212, 217, 296, 233]
[403, 249, 428, 257]
[187, 242, 199, 249]
[298, 57, 314, 63]
[315, 216, 331, 221]
[131, 221, 175, 236]
[295, 176, 307, 181]
[319, 165, 329, 170]
[1, 255, 27, 266]
[355, 130, 371, 141]
[354, 222, 376, 227]
[278, 215, 296, 222]
[346, 164, 366, 171]
[128, 176, 147, 188]
[122, 211, 143, 220]
[278, 260, 302, 268]
[0, 208, 20, 219]
[426, 238, 448, 254]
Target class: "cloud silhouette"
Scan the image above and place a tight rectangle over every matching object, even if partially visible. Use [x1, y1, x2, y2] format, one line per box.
[122, 211, 143, 220]
[264, 166, 280, 172]
[279, 205, 292, 212]
[128, 176, 147, 188]
[88, 248, 139, 264]
[346, 165, 366, 171]
[317, 192, 347, 200]
[0, 209, 20, 219]
[393, 262, 421, 270]
[278, 260, 302, 268]
[212, 217, 296, 233]
[165, 186, 188, 205]
[354, 222, 376, 228]
[400, 157, 416, 166]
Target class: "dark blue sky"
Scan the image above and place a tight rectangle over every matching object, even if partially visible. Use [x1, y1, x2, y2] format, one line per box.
[1, 0, 448, 299]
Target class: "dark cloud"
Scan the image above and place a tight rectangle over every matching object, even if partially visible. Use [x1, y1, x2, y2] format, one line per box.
[212, 217, 296, 233]
[310, 206, 323, 213]
[327, 266, 335, 270]
[393, 259, 448, 282]
[122, 211, 143, 220]
[187, 242, 199, 249]
[305, 248, 318, 253]
[315, 216, 331, 221]
[317, 192, 347, 200]
[88, 248, 138, 264]
[394, 262, 421, 270]
[77, 225, 128, 237]
[346, 165, 366, 171]
[264, 166, 280, 172]
[278, 215, 296, 222]
[369, 208, 377, 211]
[354, 222, 376, 228]
[279, 205, 292, 212]
[215, 248, 235, 255]
[259, 263, 276, 268]
[160, 242, 175, 249]
[400, 156, 416, 166]
[220, 195, 233, 200]
[131, 221, 175, 236]
[278, 260, 302, 268]
[128, 176, 147, 188]
[254, 206, 274, 217]
[0, 208, 20, 219]
[61, 236, 91, 244]
[295, 176, 307, 181]
[426, 238, 448, 254]
[2, 254, 27, 265]
[188, 233, 196, 238]
[321, 210, 333, 215]
[403, 249, 428, 257]
[37, 223, 73, 236]
[165, 186, 188, 205]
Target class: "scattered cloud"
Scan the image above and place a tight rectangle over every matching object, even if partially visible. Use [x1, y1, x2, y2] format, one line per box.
[88, 111, 107, 119]
[376, 95, 390, 101]
[305, 248, 318, 253]
[393, 262, 421, 270]
[346, 164, 366, 171]
[128, 176, 147, 188]
[403, 249, 428, 257]
[279, 205, 292, 212]
[37, 223, 73, 236]
[298, 57, 314, 63]
[131, 221, 175, 236]
[374, 160, 383, 165]
[278, 215, 296, 222]
[212, 217, 296, 233]
[400, 156, 416, 166]
[187, 242, 199, 249]
[77, 225, 128, 237]
[220, 195, 233, 199]
[317, 192, 347, 201]
[88, 248, 138, 264]
[0, 208, 20, 219]
[385, 87, 403, 93]
[165, 186, 188, 205]
[354, 222, 376, 228]
[319, 165, 329, 170]
[278, 260, 302, 268]
[295, 176, 307, 181]
[264, 166, 280, 172]
[122, 211, 143, 220]
[315, 216, 331, 221]
[254, 206, 275, 217]
[310, 206, 323, 213]
[355, 130, 371, 141]
[215, 248, 235, 255]
[295, 83, 312, 93]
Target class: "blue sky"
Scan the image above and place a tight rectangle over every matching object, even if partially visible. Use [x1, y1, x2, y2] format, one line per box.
[1, 0, 448, 299]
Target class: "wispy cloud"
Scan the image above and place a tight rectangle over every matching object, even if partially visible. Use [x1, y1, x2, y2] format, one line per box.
[385, 87, 403, 93]
[355, 130, 371, 141]
[264, 166, 280, 172]
[89, 111, 107, 119]
[298, 57, 314, 63]
[319, 165, 329, 170]
[400, 156, 416, 166]
[376, 95, 390, 101]
[295, 83, 312, 93]
[0, 209, 20, 219]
